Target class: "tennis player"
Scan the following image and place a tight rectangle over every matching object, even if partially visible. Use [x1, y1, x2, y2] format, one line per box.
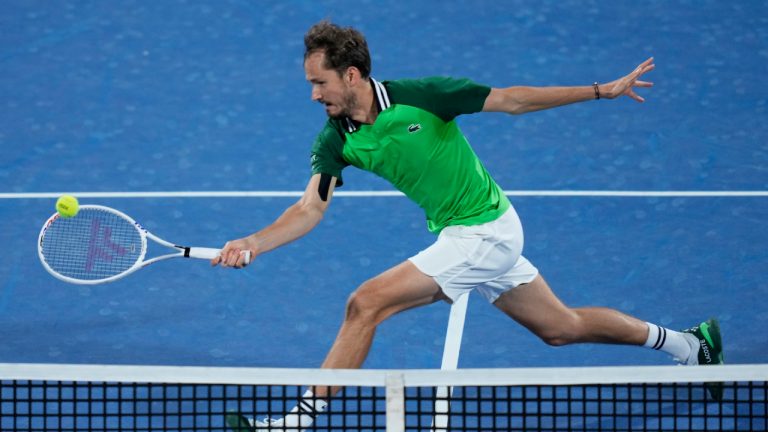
[215, 20, 724, 431]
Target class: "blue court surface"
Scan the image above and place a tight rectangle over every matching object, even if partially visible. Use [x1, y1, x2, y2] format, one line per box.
[1, 0, 767, 372]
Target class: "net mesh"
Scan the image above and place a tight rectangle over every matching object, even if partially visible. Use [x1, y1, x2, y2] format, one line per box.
[413, 383, 766, 431]
[39, 207, 143, 281]
[1, 364, 766, 431]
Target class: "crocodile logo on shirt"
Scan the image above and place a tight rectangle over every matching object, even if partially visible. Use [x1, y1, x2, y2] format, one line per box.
[408, 124, 422, 133]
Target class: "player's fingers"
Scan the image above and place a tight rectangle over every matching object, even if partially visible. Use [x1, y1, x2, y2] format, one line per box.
[235, 251, 249, 269]
[228, 250, 244, 269]
[634, 80, 653, 88]
[636, 65, 655, 80]
[225, 249, 241, 267]
[627, 89, 645, 103]
[636, 57, 654, 71]
[630, 60, 654, 81]
[233, 251, 247, 268]
[214, 242, 232, 267]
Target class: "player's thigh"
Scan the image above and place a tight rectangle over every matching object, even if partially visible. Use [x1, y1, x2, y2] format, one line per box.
[492, 274, 577, 334]
[351, 260, 446, 320]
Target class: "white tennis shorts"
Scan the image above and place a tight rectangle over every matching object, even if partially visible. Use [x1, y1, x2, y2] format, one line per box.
[409, 206, 539, 303]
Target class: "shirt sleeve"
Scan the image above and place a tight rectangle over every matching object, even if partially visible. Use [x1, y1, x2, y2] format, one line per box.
[385, 77, 491, 122]
[310, 120, 348, 187]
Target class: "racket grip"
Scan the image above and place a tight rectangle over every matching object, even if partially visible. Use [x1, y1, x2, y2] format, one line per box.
[188, 247, 251, 265]
[187, 247, 222, 260]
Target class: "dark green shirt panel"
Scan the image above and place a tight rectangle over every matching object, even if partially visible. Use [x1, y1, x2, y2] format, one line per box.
[310, 120, 348, 187]
[383, 77, 491, 122]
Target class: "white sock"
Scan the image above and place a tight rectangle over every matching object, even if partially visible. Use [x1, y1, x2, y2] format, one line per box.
[644, 322, 696, 363]
[264, 390, 328, 431]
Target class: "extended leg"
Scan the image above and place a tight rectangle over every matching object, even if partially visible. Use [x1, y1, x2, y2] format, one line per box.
[493, 274, 648, 346]
[492, 274, 724, 400]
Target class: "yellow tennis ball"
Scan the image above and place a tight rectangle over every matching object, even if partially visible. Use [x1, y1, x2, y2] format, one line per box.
[56, 195, 79, 218]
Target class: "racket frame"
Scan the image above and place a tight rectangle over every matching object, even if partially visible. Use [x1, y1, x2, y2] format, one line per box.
[38, 205, 236, 285]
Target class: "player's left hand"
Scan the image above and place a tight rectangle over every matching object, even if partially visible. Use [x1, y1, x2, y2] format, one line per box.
[600, 57, 655, 102]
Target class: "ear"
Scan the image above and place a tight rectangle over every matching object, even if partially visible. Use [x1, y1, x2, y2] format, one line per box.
[344, 67, 362, 86]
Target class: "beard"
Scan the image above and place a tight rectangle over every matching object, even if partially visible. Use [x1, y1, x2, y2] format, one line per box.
[326, 89, 359, 119]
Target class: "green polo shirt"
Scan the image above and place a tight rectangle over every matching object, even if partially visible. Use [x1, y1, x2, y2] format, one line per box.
[310, 77, 510, 234]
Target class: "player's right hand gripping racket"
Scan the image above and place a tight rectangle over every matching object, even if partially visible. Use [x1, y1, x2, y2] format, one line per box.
[38, 205, 249, 285]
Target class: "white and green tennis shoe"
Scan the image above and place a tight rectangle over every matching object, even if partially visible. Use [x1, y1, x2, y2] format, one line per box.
[681, 318, 725, 401]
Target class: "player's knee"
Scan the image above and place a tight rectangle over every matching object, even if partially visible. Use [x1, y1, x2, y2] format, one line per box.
[344, 285, 384, 324]
[539, 331, 573, 347]
[535, 318, 581, 347]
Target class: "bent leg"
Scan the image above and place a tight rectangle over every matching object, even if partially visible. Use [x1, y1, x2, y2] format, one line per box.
[245, 262, 443, 432]
[493, 274, 648, 346]
[317, 260, 446, 397]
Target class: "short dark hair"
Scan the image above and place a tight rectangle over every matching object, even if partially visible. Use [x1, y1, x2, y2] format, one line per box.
[304, 20, 371, 78]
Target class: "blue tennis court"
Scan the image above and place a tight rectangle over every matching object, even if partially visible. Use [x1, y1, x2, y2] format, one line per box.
[1, 0, 767, 375]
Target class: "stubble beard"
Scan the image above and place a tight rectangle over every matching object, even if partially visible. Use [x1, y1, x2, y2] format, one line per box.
[327, 89, 358, 120]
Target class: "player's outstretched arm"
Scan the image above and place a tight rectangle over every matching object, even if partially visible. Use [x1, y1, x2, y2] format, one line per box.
[482, 57, 654, 114]
[212, 173, 337, 268]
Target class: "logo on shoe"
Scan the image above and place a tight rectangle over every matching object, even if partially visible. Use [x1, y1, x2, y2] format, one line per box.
[699, 339, 713, 364]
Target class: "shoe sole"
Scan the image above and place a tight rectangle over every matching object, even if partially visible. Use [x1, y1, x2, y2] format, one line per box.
[702, 318, 724, 364]
[701, 318, 724, 402]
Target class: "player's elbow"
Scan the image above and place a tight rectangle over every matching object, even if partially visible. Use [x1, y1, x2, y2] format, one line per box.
[484, 87, 527, 115]
[293, 199, 326, 227]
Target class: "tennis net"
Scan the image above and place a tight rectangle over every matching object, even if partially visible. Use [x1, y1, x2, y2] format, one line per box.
[1, 363, 766, 431]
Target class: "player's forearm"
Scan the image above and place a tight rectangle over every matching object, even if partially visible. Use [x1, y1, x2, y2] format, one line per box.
[249, 202, 324, 255]
[486, 85, 601, 114]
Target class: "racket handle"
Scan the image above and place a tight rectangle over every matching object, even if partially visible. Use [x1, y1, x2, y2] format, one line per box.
[187, 247, 222, 260]
[187, 247, 251, 265]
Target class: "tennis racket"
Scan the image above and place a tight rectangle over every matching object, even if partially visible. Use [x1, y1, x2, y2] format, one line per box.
[38, 205, 250, 285]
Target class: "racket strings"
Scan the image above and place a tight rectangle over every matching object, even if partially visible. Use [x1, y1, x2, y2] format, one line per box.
[41, 209, 144, 281]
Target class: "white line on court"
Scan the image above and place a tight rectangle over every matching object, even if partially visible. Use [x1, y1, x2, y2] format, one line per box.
[0, 190, 766, 199]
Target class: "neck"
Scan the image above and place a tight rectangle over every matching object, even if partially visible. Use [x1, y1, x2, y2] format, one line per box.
[348, 80, 377, 124]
